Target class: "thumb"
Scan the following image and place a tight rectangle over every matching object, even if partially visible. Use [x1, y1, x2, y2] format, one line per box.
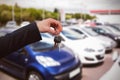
[49, 28, 58, 35]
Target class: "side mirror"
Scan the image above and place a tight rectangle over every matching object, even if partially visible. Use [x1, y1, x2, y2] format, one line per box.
[18, 48, 28, 56]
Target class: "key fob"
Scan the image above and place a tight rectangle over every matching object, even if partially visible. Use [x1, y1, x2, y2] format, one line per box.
[54, 35, 61, 43]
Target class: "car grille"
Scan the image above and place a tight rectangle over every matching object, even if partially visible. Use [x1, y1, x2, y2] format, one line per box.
[98, 49, 103, 52]
[54, 73, 81, 80]
[85, 57, 94, 61]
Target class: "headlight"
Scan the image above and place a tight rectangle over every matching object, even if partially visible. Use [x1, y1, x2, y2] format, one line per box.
[84, 48, 95, 52]
[114, 36, 120, 40]
[114, 37, 118, 40]
[36, 56, 61, 67]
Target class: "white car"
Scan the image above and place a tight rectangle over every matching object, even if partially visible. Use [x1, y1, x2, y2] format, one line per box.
[70, 26, 117, 52]
[0, 21, 19, 35]
[41, 28, 105, 64]
[6, 21, 17, 28]
[61, 28, 105, 64]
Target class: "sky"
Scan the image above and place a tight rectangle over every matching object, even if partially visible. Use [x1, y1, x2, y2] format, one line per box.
[0, 0, 120, 13]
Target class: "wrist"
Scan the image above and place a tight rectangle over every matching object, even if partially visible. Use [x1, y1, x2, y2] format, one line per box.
[36, 21, 42, 32]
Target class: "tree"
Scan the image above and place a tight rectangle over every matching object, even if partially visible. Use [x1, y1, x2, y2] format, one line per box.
[54, 8, 59, 13]
[0, 10, 12, 24]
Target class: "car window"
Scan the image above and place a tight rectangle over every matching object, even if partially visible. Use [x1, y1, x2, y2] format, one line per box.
[100, 27, 113, 34]
[113, 24, 120, 30]
[70, 28, 84, 34]
[70, 28, 87, 38]
[93, 28, 106, 33]
[82, 27, 99, 36]
[62, 29, 84, 40]
[107, 26, 120, 32]
[105, 26, 120, 34]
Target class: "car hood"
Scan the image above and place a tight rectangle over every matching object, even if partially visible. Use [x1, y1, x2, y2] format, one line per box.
[34, 47, 79, 75]
[64, 37, 104, 51]
[95, 35, 117, 47]
[112, 34, 120, 39]
[95, 35, 114, 42]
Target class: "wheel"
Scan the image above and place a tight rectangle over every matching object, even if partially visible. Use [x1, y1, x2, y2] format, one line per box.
[27, 71, 44, 80]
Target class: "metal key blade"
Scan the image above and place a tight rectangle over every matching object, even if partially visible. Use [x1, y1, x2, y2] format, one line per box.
[58, 43, 60, 52]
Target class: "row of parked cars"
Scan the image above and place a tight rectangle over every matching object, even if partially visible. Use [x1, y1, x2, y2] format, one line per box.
[0, 21, 30, 36]
[41, 24, 119, 64]
[0, 21, 120, 80]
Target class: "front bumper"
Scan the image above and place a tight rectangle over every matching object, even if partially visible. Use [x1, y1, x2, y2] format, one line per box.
[54, 62, 82, 80]
[80, 52, 105, 64]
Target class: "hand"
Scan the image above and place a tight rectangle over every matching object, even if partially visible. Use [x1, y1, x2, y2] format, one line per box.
[36, 18, 62, 35]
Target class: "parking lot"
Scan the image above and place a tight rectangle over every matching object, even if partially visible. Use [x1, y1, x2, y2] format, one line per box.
[1, 23, 120, 80]
[0, 48, 119, 80]
[0, 0, 120, 79]
[0, 23, 120, 80]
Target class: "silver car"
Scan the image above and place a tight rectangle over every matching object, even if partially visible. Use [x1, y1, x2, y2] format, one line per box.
[80, 26, 117, 51]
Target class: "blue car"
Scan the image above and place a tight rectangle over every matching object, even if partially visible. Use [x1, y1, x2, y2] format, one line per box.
[0, 40, 82, 80]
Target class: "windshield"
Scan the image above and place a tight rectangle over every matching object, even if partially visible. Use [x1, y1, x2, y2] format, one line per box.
[100, 27, 113, 34]
[107, 26, 120, 32]
[82, 27, 99, 36]
[96, 28, 106, 33]
[62, 29, 85, 40]
[70, 28, 87, 37]
[114, 24, 120, 29]
[29, 41, 64, 52]
[91, 27, 107, 34]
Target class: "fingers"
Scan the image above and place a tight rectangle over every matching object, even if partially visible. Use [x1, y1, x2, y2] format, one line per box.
[36, 18, 63, 35]
[48, 18, 63, 34]
[49, 27, 57, 35]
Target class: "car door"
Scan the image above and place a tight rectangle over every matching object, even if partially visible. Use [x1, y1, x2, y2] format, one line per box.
[0, 48, 29, 77]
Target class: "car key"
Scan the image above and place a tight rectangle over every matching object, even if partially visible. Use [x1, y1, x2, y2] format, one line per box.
[54, 35, 61, 51]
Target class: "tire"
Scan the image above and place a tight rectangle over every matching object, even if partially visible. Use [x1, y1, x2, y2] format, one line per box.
[27, 71, 44, 80]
